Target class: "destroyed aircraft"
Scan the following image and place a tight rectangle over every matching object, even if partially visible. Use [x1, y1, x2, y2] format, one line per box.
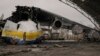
[0, 5, 100, 44]
[0, 9, 43, 44]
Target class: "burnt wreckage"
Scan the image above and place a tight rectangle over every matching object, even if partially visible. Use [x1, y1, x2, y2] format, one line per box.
[2, 6, 100, 41]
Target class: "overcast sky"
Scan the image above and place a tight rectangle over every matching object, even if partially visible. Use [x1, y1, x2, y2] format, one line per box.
[0, 0, 95, 28]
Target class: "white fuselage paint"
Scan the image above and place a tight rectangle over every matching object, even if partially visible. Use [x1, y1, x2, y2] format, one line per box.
[18, 19, 37, 32]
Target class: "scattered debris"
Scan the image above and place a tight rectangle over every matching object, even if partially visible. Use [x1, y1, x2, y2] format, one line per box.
[53, 44, 63, 48]
[30, 45, 38, 48]
[31, 48, 42, 52]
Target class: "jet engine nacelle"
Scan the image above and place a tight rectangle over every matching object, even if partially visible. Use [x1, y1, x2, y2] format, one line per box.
[88, 30, 100, 41]
[72, 25, 83, 35]
[52, 20, 73, 29]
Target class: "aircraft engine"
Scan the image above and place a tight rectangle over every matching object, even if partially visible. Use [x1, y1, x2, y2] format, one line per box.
[52, 20, 62, 29]
[52, 20, 72, 29]
[72, 25, 83, 35]
[87, 30, 100, 41]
